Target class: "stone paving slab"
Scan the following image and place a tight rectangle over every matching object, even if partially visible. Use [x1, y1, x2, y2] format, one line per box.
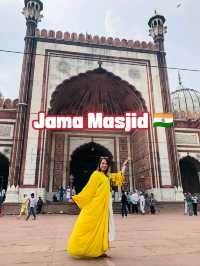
[1, 213, 200, 266]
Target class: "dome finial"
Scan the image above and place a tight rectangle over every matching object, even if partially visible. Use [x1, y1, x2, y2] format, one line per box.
[178, 72, 182, 86]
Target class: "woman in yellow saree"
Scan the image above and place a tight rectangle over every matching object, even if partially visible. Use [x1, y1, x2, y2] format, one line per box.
[66, 157, 128, 258]
[18, 194, 29, 218]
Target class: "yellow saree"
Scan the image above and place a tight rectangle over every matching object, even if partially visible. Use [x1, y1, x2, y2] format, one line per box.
[66, 170, 124, 258]
[20, 197, 29, 216]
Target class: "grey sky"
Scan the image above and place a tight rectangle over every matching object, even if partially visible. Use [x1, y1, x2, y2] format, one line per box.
[0, 0, 199, 99]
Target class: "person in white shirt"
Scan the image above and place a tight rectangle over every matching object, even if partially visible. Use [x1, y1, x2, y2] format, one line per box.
[183, 193, 188, 215]
[66, 186, 71, 202]
[130, 191, 139, 214]
[192, 194, 198, 216]
[26, 193, 37, 220]
[139, 193, 145, 214]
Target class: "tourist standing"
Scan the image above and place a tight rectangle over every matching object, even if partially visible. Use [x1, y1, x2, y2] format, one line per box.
[183, 193, 188, 215]
[59, 186, 65, 202]
[66, 157, 128, 258]
[26, 193, 37, 220]
[186, 193, 193, 216]
[126, 192, 132, 213]
[149, 193, 156, 214]
[139, 192, 145, 214]
[121, 191, 128, 218]
[130, 191, 139, 214]
[192, 193, 198, 216]
[36, 197, 43, 214]
[66, 186, 71, 202]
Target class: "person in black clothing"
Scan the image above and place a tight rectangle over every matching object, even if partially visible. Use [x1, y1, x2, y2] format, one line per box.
[192, 193, 198, 216]
[149, 193, 156, 214]
[53, 194, 58, 202]
[36, 197, 43, 214]
[59, 186, 65, 202]
[121, 191, 128, 218]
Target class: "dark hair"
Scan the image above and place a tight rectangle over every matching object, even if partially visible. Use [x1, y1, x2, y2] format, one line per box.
[97, 157, 110, 175]
[31, 193, 34, 197]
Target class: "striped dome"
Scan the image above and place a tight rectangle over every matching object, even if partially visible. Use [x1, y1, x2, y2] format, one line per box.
[171, 88, 200, 113]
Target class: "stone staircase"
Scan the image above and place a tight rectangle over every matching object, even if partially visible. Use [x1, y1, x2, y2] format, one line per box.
[3, 201, 185, 215]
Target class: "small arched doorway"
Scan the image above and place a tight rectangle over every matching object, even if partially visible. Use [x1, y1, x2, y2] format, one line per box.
[179, 156, 200, 193]
[70, 142, 113, 193]
[0, 153, 9, 190]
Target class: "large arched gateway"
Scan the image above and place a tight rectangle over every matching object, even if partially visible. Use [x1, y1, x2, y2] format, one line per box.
[42, 66, 154, 197]
[180, 156, 200, 193]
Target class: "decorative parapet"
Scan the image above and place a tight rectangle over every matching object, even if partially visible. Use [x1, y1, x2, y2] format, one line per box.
[0, 98, 18, 110]
[35, 29, 159, 51]
[174, 112, 200, 129]
[174, 111, 200, 120]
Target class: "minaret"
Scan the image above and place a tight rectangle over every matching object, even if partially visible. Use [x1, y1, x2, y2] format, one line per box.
[148, 10, 167, 52]
[148, 12, 182, 189]
[8, 1, 43, 200]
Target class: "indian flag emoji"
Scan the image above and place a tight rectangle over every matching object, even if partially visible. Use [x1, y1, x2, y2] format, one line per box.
[152, 113, 174, 127]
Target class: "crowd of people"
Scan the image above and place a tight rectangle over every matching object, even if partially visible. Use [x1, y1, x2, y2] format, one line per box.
[184, 192, 199, 216]
[1, 187, 200, 219]
[53, 185, 75, 202]
[120, 190, 157, 217]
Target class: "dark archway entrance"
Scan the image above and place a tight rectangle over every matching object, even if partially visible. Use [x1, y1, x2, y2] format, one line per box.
[0, 153, 9, 190]
[70, 142, 113, 193]
[180, 156, 200, 193]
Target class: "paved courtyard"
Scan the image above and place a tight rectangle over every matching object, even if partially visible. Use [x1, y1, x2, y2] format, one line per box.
[1, 213, 200, 266]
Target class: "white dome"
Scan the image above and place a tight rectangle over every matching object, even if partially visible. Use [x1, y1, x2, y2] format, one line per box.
[171, 88, 200, 113]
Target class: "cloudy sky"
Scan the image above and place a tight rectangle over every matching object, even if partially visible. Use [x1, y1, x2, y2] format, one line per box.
[0, 0, 199, 99]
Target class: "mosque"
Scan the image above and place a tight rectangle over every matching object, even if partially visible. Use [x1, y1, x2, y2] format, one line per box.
[0, 0, 199, 204]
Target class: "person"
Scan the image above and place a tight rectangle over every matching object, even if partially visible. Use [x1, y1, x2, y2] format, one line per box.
[53, 194, 58, 202]
[18, 194, 29, 218]
[1, 189, 6, 202]
[66, 186, 71, 202]
[192, 193, 198, 216]
[71, 187, 76, 196]
[126, 192, 132, 213]
[36, 197, 43, 214]
[58, 186, 65, 202]
[0, 190, 2, 204]
[144, 192, 150, 213]
[130, 191, 139, 214]
[183, 192, 188, 215]
[139, 192, 145, 214]
[149, 193, 156, 214]
[66, 157, 128, 258]
[121, 191, 128, 218]
[0, 190, 3, 216]
[26, 193, 37, 220]
[186, 193, 193, 216]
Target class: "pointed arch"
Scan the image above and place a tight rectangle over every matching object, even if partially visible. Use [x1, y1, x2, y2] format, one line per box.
[49, 67, 147, 115]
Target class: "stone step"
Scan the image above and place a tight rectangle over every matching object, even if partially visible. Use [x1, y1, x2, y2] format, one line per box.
[2, 201, 186, 215]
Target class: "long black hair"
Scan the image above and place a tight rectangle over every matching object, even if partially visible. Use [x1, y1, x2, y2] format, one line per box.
[96, 156, 111, 176]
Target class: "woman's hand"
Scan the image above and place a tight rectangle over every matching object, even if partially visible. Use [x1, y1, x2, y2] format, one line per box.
[123, 159, 129, 167]
[121, 159, 129, 175]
